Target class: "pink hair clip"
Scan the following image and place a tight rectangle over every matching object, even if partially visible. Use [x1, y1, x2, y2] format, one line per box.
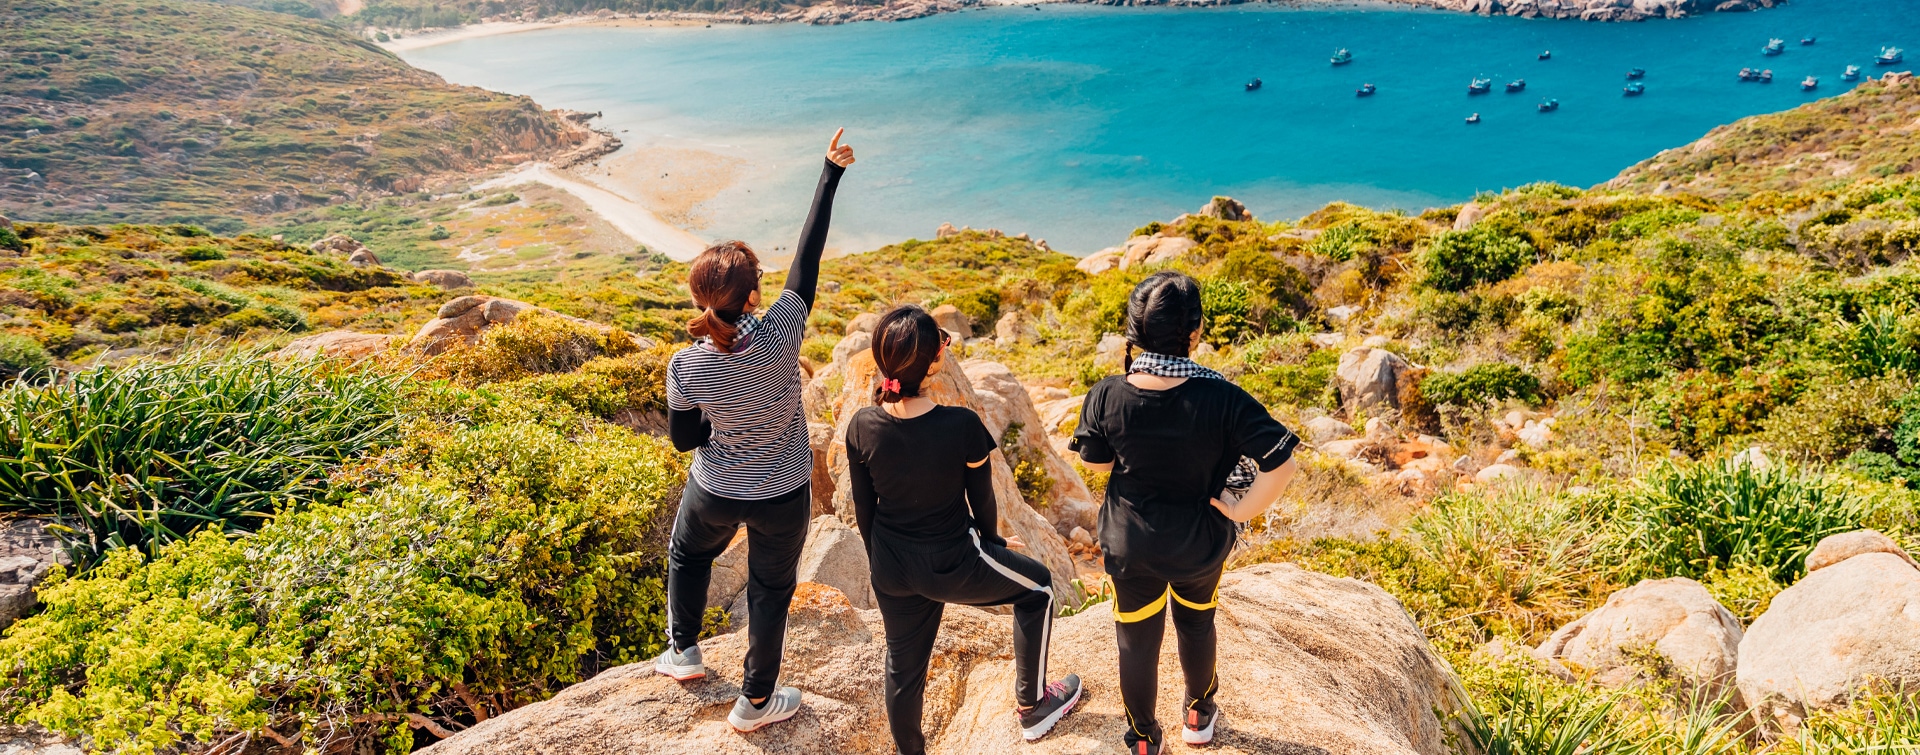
[881, 378, 902, 394]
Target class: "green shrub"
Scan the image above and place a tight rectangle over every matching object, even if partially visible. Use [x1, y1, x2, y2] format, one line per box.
[1838, 305, 1920, 377]
[430, 312, 640, 384]
[1602, 460, 1878, 584]
[0, 226, 24, 253]
[0, 418, 684, 753]
[1422, 228, 1536, 292]
[1609, 206, 1705, 241]
[0, 354, 402, 563]
[1306, 222, 1373, 262]
[0, 333, 54, 379]
[1757, 375, 1911, 462]
[1200, 278, 1253, 346]
[947, 287, 1001, 333]
[1784, 693, 1920, 752]
[1000, 423, 1054, 506]
[501, 347, 671, 419]
[1420, 363, 1541, 407]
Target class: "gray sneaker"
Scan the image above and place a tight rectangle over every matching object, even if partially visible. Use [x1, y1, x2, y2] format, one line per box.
[653, 644, 706, 681]
[727, 686, 803, 732]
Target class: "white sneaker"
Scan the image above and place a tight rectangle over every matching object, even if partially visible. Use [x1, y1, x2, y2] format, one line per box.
[728, 686, 802, 732]
[653, 644, 706, 681]
[1182, 703, 1217, 745]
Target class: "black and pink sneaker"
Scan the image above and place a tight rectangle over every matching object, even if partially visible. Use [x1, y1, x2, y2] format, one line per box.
[1017, 674, 1082, 741]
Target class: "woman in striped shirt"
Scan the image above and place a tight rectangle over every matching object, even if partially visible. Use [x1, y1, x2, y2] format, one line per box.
[653, 130, 854, 734]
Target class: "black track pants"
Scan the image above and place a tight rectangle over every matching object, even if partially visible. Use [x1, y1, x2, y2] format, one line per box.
[871, 529, 1056, 755]
[1112, 566, 1223, 741]
[666, 477, 811, 700]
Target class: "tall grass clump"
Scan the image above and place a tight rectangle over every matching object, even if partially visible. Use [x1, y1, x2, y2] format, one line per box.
[1602, 459, 1877, 585]
[1781, 693, 1920, 754]
[1405, 486, 1602, 641]
[0, 354, 402, 562]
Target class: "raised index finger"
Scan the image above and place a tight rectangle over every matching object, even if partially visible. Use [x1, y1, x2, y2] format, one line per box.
[829, 127, 844, 152]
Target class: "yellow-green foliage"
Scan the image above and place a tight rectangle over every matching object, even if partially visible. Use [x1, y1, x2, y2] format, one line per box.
[1, 0, 577, 230]
[0, 409, 685, 753]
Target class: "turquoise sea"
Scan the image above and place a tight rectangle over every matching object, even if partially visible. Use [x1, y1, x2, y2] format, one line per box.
[403, 1, 1920, 254]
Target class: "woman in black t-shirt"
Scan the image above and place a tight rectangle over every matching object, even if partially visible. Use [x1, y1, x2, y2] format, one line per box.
[1071, 271, 1301, 755]
[845, 305, 1082, 753]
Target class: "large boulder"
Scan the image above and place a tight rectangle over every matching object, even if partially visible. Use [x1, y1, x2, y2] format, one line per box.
[829, 331, 872, 370]
[272, 330, 397, 362]
[1196, 196, 1250, 221]
[1094, 333, 1127, 370]
[928, 305, 971, 339]
[1336, 347, 1411, 412]
[347, 248, 381, 268]
[706, 531, 751, 611]
[962, 361, 1098, 532]
[308, 233, 366, 256]
[1119, 235, 1198, 270]
[1075, 248, 1122, 276]
[1304, 416, 1357, 444]
[407, 295, 639, 356]
[993, 310, 1038, 347]
[421, 564, 1469, 755]
[825, 351, 1081, 603]
[1805, 529, 1919, 574]
[1535, 578, 1743, 699]
[411, 269, 475, 289]
[795, 515, 877, 610]
[845, 312, 881, 336]
[1738, 537, 1920, 731]
[0, 520, 70, 631]
[808, 422, 837, 516]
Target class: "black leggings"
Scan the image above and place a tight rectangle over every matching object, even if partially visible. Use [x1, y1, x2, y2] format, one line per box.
[665, 477, 811, 700]
[871, 529, 1055, 755]
[1112, 565, 1223, 743]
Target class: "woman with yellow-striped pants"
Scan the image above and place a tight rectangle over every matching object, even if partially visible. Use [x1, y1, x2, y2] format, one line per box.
[1070, 271, 1301, 755]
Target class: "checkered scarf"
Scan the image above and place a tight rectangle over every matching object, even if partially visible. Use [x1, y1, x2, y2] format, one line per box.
[1127, 352, 1260, 494]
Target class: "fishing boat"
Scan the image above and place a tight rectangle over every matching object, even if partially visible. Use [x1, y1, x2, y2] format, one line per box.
[1356, 83, 1376, 96]
[1763, 39, 1785, 56]
[1466, 113, 1481, 124]
[1843, 65, 1862, 81]
[1538, 99, 1559, 112]
[1760, 69, 1774, 83]
[1331, 49, 1353, 66]
[1469, 77, 1493, 95]
[1538, 50, 1552, 60]
[1801, 37, 1816, 46]
[1246, 78, 1262, 91]
[1624, 81, 1646, 96]
[1627, 68, 1646, 80]
[1879, 47, 1905, 65]
[1506, 79, 1526, 92]
[1802, 76, 1819, 91]
[1739, 67, 1759, 81]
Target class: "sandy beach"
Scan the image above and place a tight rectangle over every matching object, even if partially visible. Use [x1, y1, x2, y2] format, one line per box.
[472, 164, 712, 261]
[379, 16, 714, 53]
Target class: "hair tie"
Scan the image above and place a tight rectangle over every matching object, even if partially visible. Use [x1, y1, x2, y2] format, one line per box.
[882, 378, 902, 394]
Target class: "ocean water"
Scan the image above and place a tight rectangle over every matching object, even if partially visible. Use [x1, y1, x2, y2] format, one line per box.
[402, 0, 1920, 254]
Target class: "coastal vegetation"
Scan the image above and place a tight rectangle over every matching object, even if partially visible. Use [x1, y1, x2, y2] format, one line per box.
[0, 0, 578, 232]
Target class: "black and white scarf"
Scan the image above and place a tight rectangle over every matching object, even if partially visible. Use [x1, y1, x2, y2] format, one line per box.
[1127, 352, 1260, 497]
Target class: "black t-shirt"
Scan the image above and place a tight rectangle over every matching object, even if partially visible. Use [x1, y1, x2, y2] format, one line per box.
[845, 405, 1000, 546]
[1070, 376, 1299, 581]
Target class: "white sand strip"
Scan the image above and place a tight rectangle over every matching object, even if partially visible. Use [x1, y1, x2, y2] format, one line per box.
[474, 164, 711, 261]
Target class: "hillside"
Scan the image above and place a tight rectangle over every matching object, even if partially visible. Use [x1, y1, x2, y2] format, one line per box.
[0, 0, 585, 232]
[1609, 73, 1920, 199]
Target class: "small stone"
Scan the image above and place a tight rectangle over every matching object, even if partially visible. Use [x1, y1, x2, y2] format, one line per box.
[1361, 335, 1390, 348]
[1303, 416, 1355, 444]
[1475, 464, 1521, 483]
[1069, 527, 1093, 547]
[846, 312, 881, 336]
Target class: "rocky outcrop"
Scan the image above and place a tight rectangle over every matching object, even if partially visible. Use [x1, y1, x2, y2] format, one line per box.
[1119, 234, 1198, 269]
[1197, 195, 1250, 221]
[1303, 415, 1356, 444]
[1, 520, 70, 631]
[845, 312, 881, 336]
[1536, 578, 1743, 699]
[308, 233, 366, 257]
[273, 330, 398, 361]
[929, 304, 971, 339]
[820, 350, 1081, 602]
[1805, 529, 1920, 574]
[1075, 248, 1122, 276]
[410, 269, 476, 289]
[1738, 532, 1920, 732]
[1337, 347, 1411, 412]
[962, 361, 1098, 532]
[795, 515, 877, 610]
[422, 564, 1469, 755]
[993, 310, 1038, 347]
[0, 726, 81, 755]
[808, 422, 837, 516]
[407, 295, 643, 356]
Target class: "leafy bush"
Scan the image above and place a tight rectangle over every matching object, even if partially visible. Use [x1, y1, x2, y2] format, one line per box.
[0, 333, 54, 379]
[501, 347, 672, 419]
[1602, 460, 1878, 584]
[428, 312, 642, 384]
[1306, 222, 1373, 262]
[1404, 488, 1598, 639]
[0, 226, 24, 253]
[1756, 375, 1911, 462]
[1838, 305, 1920, 377]
[1422, 227, 1536, 292]
[0, 354, 401, 562]
[1200, 278, 1253, 346]
[1609, 206, 1705, 241]
[946, 287, 1001, 334]
[1420, 363, 1542, 407]
[0, 417, 684, 753]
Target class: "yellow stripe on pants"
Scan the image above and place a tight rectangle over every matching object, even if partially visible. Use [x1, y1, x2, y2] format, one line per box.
[1111, 585, 1219, 623]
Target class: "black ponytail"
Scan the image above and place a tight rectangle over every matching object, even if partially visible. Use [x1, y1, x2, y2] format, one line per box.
[871, 305, 946, 404]
[1124, 271, 1204, 359]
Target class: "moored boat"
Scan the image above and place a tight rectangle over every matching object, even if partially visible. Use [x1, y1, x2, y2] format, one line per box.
[1801, 37, 1816, 46]
[1760, 69, 1774, 83]
[1246, 78, 1262, 91]
[1802, 76, 1819, 90]
[1763, 39, 1785, 56]
[1468, 77, 1492, 95]
[1739, 67, 1758, 81]
[1538, 98, 1559, 112]
[1356, 83, 1376, 96]
[1843, 65, 1862, 81]
[1879, 47, 1905, 65]
[1624, 81, 1646, 96]
[1331, 49, 1353, 66]
[1627, 68, 1646, 80]
[1506, 79, 1526, 92]
[1466, 112, 1481, 124]
[1538, 50, 1552, 60]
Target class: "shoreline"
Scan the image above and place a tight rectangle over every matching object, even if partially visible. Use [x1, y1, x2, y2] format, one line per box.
[471, 163, 712, 262]
[377, 0, 1781, 52]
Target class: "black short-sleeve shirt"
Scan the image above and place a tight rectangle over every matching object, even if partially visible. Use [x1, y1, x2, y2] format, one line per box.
[845, 405, 998, 543]
[1071, 376, 1298, 581]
